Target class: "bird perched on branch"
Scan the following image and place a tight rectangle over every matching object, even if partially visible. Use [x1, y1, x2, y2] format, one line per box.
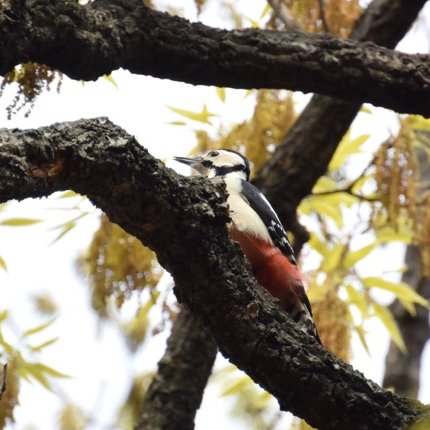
[174, 149, 319, 341]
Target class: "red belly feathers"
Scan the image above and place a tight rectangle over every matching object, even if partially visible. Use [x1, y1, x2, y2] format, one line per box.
[230, 229, 305, 313]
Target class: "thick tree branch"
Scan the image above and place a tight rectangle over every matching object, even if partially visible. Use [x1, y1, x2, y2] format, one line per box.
[0, 0, 430, 115]
[254, 0, 428, 227]
[136, 0, 427, 421]
[137, 306, 217, 430]
[0, 118, 425, 430]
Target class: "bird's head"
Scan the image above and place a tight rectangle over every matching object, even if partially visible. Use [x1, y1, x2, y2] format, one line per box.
[174, 149, 250, 181]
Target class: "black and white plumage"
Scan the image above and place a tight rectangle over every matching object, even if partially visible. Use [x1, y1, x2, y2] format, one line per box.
[174, 149, 319, 340]
[240, 180, 296, 265]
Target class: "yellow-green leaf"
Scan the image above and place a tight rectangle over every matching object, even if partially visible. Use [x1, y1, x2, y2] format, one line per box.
[259, 3, 271, 19]
[124, 292, 160, 349]
[220, 377, 250, 397]
[57, 190, 78, 199]
[50, 222, 76, 244]
[344, 242, 378, 268]
[351, 173, 373, 194]
[23, 317, 56, 337]
[19, 365, 52, 390]
[31, 363, 71, 379]
[0, 310, 8, 324]
[353, 325, 370, 355]
[245, 16, 260, 28]
[409, 115, 430, 131]
[376, 227, 413, 244]
[215, 87, 226, 103]
[308, 233, 329, 258]
[0, 332, 14, 353]
[329, 133, 369, 171]
[344, 285, 368, 317]
[397, 297, 416, 316]
[300, 198, 343, 228]
[312, 176, 338, 193]
[0, 218, 42, 226]
[167, 104, 218, 125]
[30, 337, 59, 352]
[242, 89, 254, 99]
[103, 74, 118, 88]
[167, 121, 187, 126]
[321, 192, 358, 208]
[362, 277, 429, 308]
[360, 105, 372, 114]
[321, 243, 345, 272]
[373, 302, 406, 353]
[0, 255, 7, 272]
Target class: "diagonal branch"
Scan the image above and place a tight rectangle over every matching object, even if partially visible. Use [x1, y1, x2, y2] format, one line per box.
[135, 0, 428, 422]
[0, 0, 430, 115]
[137, 306, 217, 430]
[0, 118, 425, 430]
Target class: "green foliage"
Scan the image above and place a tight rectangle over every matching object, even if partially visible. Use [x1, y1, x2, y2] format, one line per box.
[0, 255, 7, 272]
[283, 0, 361, 36]
[118, 372, 154, 430]
[0, 62, 62, 119]
[0, 218, 42, 226]
[0, 310, 69, 427]
[57, 403, 88, 430]
[213, 366, 276, 430]
[189, 89, 296, 173]
[123, 292, 160, 351]
[83, 215, 162, 317]
[167, 104, 218, 125]
[302, 120, 428, 355]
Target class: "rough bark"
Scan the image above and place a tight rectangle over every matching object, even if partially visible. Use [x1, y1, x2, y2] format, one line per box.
[137, 307, 217, 430]
[0, 118, 425, 430]
[0, 0, 430, 115]
[254, 0, 428, 229]
[135, 2, 428, 425]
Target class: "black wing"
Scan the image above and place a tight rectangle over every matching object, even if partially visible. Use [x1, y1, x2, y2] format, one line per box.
[240, 180, 296, 264]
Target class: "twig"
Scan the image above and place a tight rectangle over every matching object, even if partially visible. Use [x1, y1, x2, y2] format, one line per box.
[317, 0, 330, 33]
[267, 0, 300, 30]
[312, 159, 378, 201]
[0, 363, 7, 401]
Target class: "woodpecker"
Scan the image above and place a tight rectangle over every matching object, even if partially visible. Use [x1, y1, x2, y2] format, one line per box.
[174, 149, 319, 340]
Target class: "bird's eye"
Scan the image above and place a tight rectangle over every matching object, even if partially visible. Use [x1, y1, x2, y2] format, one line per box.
[209, 150, 219, 157]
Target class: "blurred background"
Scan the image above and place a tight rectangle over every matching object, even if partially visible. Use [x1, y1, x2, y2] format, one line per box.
[0, 0, 429, 429]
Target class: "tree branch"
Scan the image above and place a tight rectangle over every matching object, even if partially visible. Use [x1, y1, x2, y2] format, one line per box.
[0, 0, 430, 115]
[137, 306, 217, 430]
[254, 0, 428, 226]
[0, 118, 425, 430]
[136, 1, 428, 422]
[0, 363, 7, 401]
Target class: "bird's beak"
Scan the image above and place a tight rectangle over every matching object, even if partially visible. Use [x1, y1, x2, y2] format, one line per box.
[173, 155, 206, 174]
[173, 155, 203, 166]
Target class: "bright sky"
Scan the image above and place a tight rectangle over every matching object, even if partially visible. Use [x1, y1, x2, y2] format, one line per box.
[0, 1, 429, 429]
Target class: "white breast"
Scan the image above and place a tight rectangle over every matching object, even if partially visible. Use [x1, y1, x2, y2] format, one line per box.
[224, 177, 273, 244]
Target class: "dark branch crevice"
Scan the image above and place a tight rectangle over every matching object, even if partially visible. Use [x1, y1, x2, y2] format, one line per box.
[0, 118, 424, 430]
[0, 0, 429, 115]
